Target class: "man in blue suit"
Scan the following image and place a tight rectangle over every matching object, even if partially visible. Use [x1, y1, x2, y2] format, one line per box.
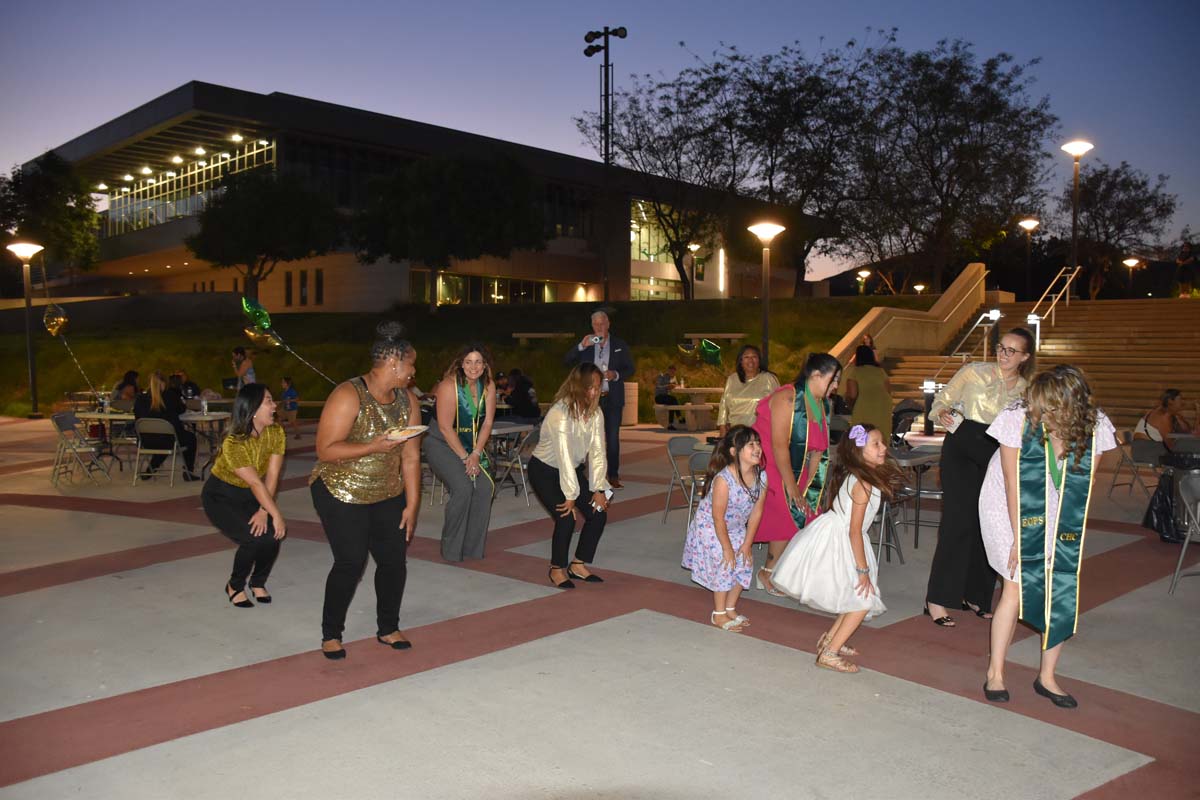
[565, 309, 634, 488]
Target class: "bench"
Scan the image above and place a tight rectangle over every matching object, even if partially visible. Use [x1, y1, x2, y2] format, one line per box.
[513, 332, 575, 346]
[655, 402, 718, 432]
[683, 333, 746, 346]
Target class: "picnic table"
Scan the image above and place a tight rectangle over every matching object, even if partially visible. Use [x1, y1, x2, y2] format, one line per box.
[683, 333, 745, 346]
[512, 331, 575, 346]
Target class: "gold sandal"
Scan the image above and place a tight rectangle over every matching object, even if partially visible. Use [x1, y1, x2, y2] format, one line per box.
[817, 631, 859, 657]
[815, 648, 859, 673]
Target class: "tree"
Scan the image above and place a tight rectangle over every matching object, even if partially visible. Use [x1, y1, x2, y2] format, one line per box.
[355, 154, 546, 312]
[0, 152, 99, 291]
[838, 40, 1057, 291]
[1058, 160, 1177, 298]
[184, 168, 339, 301]
[577, 64, 748, 300]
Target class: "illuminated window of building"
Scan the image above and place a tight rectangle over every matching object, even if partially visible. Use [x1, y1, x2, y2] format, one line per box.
[629, 200, 672, 264]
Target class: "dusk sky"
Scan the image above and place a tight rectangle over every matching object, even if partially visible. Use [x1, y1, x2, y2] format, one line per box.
[2, 0, 1196, 276]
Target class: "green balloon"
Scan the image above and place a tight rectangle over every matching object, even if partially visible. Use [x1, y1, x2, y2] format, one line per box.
[241, 296, 272, 331]
[699, 339, 722, 366]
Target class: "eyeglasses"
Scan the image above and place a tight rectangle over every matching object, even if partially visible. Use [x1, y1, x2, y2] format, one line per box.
[996, 345, 1025, 357]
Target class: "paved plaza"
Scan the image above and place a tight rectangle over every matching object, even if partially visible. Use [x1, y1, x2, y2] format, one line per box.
[0, 416, 1197, 799]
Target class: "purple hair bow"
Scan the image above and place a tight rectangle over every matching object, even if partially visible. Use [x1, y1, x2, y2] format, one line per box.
[849, 424, 869, 447]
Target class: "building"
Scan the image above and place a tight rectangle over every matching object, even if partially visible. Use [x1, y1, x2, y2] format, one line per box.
[43, 81, 811, 311]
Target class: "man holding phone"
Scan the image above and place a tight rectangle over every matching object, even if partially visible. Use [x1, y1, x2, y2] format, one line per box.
[565, 309, 634, 488]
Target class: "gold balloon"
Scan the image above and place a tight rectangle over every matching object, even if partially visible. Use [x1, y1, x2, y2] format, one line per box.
[43, 303, 68, 337]
[243, 325, 282, 348]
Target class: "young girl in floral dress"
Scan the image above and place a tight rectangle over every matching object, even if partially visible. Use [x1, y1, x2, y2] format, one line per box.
[682, 425, 767, 632]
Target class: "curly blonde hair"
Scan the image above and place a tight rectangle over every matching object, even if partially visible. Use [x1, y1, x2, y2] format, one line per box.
[1024, 365, 1098, 468]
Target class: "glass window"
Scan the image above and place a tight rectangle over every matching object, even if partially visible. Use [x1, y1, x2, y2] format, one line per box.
[410, 270, 429, 303]
[315, 269, 324, 305]
[467, 275, 483, 305]
[285, 271, 293, 306]
[299, 270, 308, 306]
[438, 273, 464, 305]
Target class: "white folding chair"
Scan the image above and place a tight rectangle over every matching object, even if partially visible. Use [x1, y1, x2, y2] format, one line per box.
[1169, 475, 1200, 594]
[50, 412, 110, 487]
[492, 427, 539, 506]
[685, 450, 712, 524]
[662, 435, 700, 522]
[1108, 430, 1162, 498]
[132, 417, 180, 487]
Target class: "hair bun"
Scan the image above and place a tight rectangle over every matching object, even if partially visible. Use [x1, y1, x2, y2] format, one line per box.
[375, 321, 405, 341]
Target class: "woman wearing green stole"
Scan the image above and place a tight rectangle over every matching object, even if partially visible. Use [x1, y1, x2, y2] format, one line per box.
[424, 344, 498, 562]
[980, 366, 1117, 708]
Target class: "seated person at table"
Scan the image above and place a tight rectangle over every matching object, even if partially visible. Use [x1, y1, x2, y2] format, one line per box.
[495, 372, 510, 400]
[655, 365, 684, 430]
[112, 370, 139, 403]
[506, 368, 541, 422]
[175, 369, 201, 400]
[134, 370, 199, 480]
[1134, 388, 1199, 442]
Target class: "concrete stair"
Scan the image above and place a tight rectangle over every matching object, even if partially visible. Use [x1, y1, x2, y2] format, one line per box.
[885, 298, 1200, 432]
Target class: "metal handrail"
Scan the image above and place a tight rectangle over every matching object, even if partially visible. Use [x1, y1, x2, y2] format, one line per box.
[1037, 266, 1082, 328]
[871, 271, 990, 340]
[931, 312, 999, 383]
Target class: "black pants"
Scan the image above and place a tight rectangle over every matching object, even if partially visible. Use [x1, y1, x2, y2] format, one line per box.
[311, 479, 408, 641]
[529, 457, 608, 568]
[201, 476, 281, 593]
[599, 391, 623, 479]
[926, 419, 999, 611]
[143, 429, 198, 472]
[655, 393, 683, 426]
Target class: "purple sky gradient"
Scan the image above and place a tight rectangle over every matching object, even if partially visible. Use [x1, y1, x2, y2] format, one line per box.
[2, 0, 1195, 276]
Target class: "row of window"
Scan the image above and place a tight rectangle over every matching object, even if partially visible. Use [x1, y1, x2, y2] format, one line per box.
[284, 269, 324, 307]
[410, 271, 588, 305]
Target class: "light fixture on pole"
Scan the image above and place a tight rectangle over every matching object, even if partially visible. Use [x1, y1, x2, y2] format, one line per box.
[856, 269, 871, 295]
[687, 243, 701, 295]
[1123, 257, 1141, 291]
[748, 222, 785, 369]
[1061, 140, 1093, 285]
[913, 283, 926, 294]
[584, 24, 627, 303]
[6, 242, 45, 418]
[1018, 218, 1039, 300]
[1026, 312, 1041, 351]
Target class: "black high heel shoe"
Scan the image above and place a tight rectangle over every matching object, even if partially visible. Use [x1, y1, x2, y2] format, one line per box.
[225, 583, 253, 608]
[548, 566, 575, 590]
[961, 601, 992, 619]
[250, 587, 272, 604]
[923, 603, 955, 627]
[567, 560, 604, 583]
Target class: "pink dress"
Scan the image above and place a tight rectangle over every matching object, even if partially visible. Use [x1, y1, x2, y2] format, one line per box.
[751, 387, 829, 542]
[979, 405, 1117, 579]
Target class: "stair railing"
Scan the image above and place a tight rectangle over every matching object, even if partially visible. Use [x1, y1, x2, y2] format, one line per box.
[1026, 266, 1082, 349]
[930, 308, 1002, 384]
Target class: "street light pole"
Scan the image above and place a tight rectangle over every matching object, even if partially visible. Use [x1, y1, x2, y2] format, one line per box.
[7, 242, 45, 418]
[1061, 140, 1093, 290]
[585, 25, 627, 302]
[747, 222, 785, 370]
[1018, 218, 1039, 300]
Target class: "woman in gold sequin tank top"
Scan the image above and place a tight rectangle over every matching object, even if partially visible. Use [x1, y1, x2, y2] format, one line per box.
[310, 322, 424, 660]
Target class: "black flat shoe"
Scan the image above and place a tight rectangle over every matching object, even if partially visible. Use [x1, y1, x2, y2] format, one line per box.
[1033, 678, 1078, 708]
[983, 681, 1010, 703]
[568, 560, 604, 583]
[923, 604, 955, 627]
[321, 640, 346, 660]
[225, 583, 253, 608]
[181, 470, 198, 482]
[962, 601, 993, 619]
[548, 566, 575, 590]
[250, 588, 272, 604]
[377, 634, 412, 650]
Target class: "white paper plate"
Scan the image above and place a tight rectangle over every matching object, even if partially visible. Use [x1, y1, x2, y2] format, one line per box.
[386, 425, 428, 442]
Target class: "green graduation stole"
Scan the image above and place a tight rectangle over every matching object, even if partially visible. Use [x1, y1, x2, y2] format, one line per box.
[786, 384, 830, 529]
[456, 380, 492, 483]
[1017, 419, 1096, 650]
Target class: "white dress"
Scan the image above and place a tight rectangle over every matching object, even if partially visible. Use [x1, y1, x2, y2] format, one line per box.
[770, 475, 887, 619]
[979, 406, 1118, 579]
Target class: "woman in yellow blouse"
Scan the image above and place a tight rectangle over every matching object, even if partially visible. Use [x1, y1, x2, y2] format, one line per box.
[200, 383, 287, 608]
[924, 327, 1034, 626]
[529, 363, 612, 589]
[311, 322, 423, 660]
[718, 345, 780, 436]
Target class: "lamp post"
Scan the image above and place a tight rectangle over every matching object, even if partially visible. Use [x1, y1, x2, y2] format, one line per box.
[6, 242, 45, 418]
[913, 283, 926, 294]
[584, 25, 627, 302]
[1018, 218, 1039, 300]
[747, 222, 785, 369]
[1061, 140, 1093, 289]
[857, 269, 871, 295]
[1123, 257, 1140, 293]
[688, 242, 700, 297]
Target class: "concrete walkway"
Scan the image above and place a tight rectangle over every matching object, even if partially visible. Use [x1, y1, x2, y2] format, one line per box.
[0, 419, 1196, 799]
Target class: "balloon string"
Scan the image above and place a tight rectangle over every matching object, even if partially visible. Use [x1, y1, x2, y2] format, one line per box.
[59, 335, 103, 402]
[280, 341, 337, 386]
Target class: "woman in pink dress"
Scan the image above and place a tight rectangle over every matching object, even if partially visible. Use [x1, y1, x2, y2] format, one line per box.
[752, 352, 841, 595]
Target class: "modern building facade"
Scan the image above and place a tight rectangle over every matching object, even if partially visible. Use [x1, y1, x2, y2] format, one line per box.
[42, 81, 810, 311]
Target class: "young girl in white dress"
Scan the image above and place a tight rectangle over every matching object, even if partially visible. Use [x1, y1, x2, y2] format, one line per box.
[771, 424, 904, 672]
[981, 366, 1117, 708]
[682, 425, 767, 632]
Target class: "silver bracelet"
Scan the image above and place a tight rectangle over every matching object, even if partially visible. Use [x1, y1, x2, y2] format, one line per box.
[854, 566, 869, 575]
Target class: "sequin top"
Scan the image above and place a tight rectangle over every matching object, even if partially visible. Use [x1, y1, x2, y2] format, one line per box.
[717, 371, 780, 427]
[211, 424, 286, 488]
[310, 377, 411, 504]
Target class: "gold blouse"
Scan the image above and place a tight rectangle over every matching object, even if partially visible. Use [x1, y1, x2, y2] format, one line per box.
[211, 425, 286, 488]
[531, 401, 610, 500]
[310, 377, 411, 504]
[931, 362, 1027, 426]
[717, 371, 780, 427]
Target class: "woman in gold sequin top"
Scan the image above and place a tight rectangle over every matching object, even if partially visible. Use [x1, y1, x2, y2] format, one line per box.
[310, 322, 423, 660]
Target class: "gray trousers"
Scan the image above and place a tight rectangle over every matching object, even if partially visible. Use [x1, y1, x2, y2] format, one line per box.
[423, 434, 494, 562]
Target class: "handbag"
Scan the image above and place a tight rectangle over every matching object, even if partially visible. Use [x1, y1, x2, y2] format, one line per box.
[1142, 471, 1181, 543]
